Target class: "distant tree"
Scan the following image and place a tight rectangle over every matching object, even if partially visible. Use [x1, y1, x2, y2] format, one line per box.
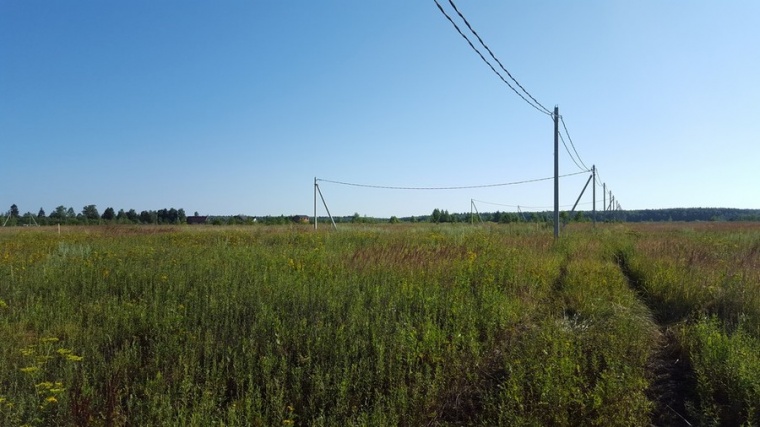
[499, 212, 520, 224]
[139, 210, 151, 224]
[37, 208, 46, 218]
[178, 209, 187, 224]
[431, 209, 441, 223]
[194, 211, 199, 217]
[50, 206, 66, 220]
[155, 208, 166, 223]
[126, 209, 138, 223]
[82, 205, 100, 221]
[66, 207, 76, 218]
[116, 209, 127, 221]
[352, 212, 361, 223]
[389, 216, 400, 224]
[10, 204, 19, 218]
[167, 208, 179, 224]
[101, 207, 116, 221]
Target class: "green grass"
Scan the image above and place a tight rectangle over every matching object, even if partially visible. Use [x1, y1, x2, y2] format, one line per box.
[614, 222, 760, 425]
[0, 223, 758, 425]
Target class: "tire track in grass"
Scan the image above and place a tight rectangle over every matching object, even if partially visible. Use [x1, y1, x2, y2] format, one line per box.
[615, 251, 698, 427]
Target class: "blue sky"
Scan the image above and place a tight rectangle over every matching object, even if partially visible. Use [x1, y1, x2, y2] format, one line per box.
[2, 1, 758, 217]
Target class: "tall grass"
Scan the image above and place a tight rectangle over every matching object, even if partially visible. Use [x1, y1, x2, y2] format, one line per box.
[0, 223, 758, 425]
[615, 223, 760, 425]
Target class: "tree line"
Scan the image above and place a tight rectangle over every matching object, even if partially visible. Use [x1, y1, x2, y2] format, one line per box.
[5, 203, 759, 227]
[3, 204, 187, 226]
[324, 207, 760, 225]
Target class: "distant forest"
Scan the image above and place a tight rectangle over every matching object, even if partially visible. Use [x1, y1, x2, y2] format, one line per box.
[3, 204, 760, 226]
[322, 207, 760, 224]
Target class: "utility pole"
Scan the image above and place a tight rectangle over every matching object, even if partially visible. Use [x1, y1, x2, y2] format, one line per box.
[314, 177, 318, 230]
[603, 183, 607, 212]
[553, 106, 559, 239]
[592, 165, 596, 225]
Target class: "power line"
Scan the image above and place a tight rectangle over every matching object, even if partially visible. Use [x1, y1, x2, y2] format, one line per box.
[444, 0, 551, 115]
[433, 0, 551, 116]
[560, 115, 589, 171]
[559, 132, 587, 172]
[473, 199, 594, 210]
[317, 171, 588, 191]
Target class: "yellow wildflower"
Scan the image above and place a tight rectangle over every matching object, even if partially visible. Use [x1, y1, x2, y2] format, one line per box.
[36, 382, 54, 390]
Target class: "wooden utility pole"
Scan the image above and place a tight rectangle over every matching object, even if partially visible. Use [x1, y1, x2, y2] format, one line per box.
[553, 106, 559, 239]
[314, 177, 318, 230]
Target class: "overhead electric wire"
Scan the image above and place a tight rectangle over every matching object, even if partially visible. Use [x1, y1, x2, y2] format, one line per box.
[317, 171, 588, 191]
[559, 132, 588, 172]
[560, 115, 589, 171]
[431, 1, 616, 209]
[473, 199, 594, 210]
[433, 0, 551, 116]
[594, 169, 603, 188]
[444, 0, 552, 115]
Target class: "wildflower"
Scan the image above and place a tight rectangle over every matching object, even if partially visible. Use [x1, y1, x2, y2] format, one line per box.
[20, 366, 39, 373]
[45, 396, 57, 404]
[35, 355, 53, 364]
[40, 337, 59, 343]
[36, 382, 54, 390]
[56, 348, 72, 356]
[65, 354, 84, 362]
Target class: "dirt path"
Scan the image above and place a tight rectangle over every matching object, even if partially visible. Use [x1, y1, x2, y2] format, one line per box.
[615, 252, 698, 427]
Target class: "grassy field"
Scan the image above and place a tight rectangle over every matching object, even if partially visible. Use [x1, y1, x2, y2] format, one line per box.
[0, 222, 758, 426]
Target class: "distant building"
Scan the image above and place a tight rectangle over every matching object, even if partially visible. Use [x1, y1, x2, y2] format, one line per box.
[291, 215, 310, 224]
[186, 216, 208, 225]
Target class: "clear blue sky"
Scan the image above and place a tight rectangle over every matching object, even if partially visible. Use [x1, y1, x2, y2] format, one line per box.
[2, 1, 758, 217]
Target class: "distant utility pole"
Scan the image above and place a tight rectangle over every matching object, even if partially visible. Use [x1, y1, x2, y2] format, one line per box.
[603, 183, 607, 212]
[553, 106, 559, 239]
[592, 165, 596, 225]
